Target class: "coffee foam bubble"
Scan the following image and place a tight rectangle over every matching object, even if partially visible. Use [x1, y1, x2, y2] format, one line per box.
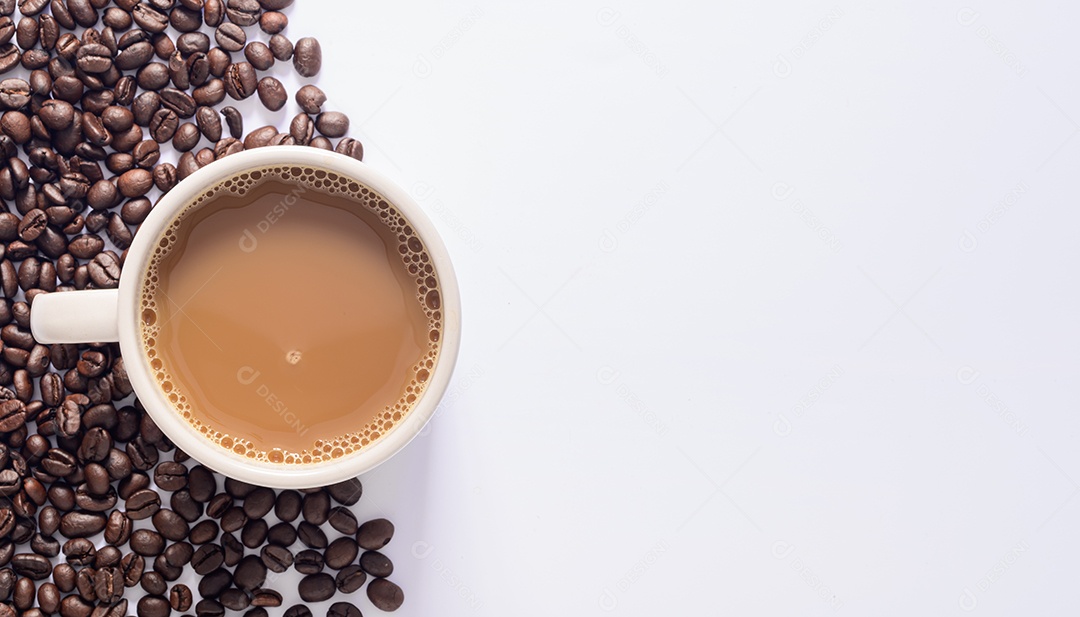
[139, 165, 443, 465]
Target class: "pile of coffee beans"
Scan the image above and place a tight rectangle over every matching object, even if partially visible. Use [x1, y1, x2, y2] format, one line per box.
[0, 0, 411, 615]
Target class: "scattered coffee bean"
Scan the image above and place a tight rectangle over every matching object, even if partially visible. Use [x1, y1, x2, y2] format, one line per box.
[335, 564, 367, 594]
[360, 550, 393, 578]
[367, 578, 405, 612]
[298, 572, 335, 602]
[293, 36, 321, 76]
[328, 602, 362, 617]
[357, 517, 395, 550]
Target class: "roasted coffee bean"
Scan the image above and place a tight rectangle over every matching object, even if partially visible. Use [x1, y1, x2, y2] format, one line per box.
[132, 4, 169, 33]
[335, 565, 366, 594]
[117, 167, 152, 198]
[337, 137, 363, 160]
[59, 537, 91, 565]
[120, 198, 152, 225]
[37, 581, 59, 613]
[15, 17, 37, 51]
[233, 554, 265, 592]
[161, 542, 192, 569]
[294, 549, 323, 574]
[289, 112, 313, 144]
[243, 124, 275, 149]
[193, 78, 225, 106]
[11, 553, 50, 579]
[102, 7, 131, 29]
[297, 521, 327, 549]
[0, 78, 30, 108]
[194, 105, 221, 141]
[325, 537, 359, 570]
[256, 76, 285, 110]
[293, 36, 321, 77]
[268, 33, 291, 61]
[172, 121, 199, 150]
[220, 506, 246, 532]
[46, 483, 75, 511]
[301, 490, 331, 524]
[295, 84, 325, 114]
[221, 531, 242, 566]
[76, 44, 113, 74]
[153, 461, 187, 491]
[316, 111, 350, 138]
[259, 10, 286, 33]
[170, 583, 192, 612]
[87, 252, 120, 288]
[93, 566, 123, 603]
[177, 32, 209, 55]
[259, 544, 291, 573]
[159, 87, 195, 117]
[59, 511, 105, 538]
[221, 105, 242, 138]
[137, 595, 170, 617]
[151, 509, 188, 541]
[149, 108, 179, 143]
[190, 519, 218, 545]
[215, 22, 245, 51]
[132, 90, 161, 125]
[94, 545, 121, 569]
[197, 567, 231, 598]
[132, 139, 160, 168]
[282, 606, 312, 617]
[224, 61, 256, 99]
[245, 40, 273, 69]
[60, 595, 94, 617]
[152, 162, 176, 191]
[360, 550, 393, 578]
[225, 0, 260, 25]
[191, 543, 223, 575]
[142, 572, 167, 595]
[328, 602, 362, 617]
[12, 576, 32, 609]
[130, 529, 165, 556]
[126, 436, 158, 470]
[170, 5, 202, 32]
[251, 589, 282, 607]
[125, 488, 161, 520]
[357, 518, 394, 550]
[220, 590, 252, 614]
[30, 534, 59, 558]
[266, 521, 296, 547]
[240, 518, 267, 548]
[297, 573, 335, 603]
[367, 578, 405, 612]
[195, 598, 224, 617]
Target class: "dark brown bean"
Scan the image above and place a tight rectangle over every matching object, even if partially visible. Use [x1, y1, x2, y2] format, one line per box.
[316, 111, 350, 138]
[268, 33, 291, 61]
[293, 36, 321, 77]
[367, 578, 405, 612]
[224, 61, 256, 99]
[245, 40, 273, 69]
[256, 76, 286, 111]
[335, 565, 366, 594]
[259, 10, 286, 33]
[295, 84, 326, 115]
[297, 573, 335, 602]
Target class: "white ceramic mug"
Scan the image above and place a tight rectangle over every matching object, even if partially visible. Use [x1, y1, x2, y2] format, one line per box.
[30, 147, 461, 488]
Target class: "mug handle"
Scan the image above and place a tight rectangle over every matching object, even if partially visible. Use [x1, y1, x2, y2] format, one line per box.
[30, 289, 121, 344]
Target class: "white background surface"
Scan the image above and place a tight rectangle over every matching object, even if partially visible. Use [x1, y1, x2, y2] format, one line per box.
[284, 1, 1080, 615]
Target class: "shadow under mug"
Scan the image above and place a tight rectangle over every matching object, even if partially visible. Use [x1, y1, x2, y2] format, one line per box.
[30, 147, 461, 488]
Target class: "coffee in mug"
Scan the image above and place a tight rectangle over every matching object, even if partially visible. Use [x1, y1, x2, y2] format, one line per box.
[139, 165, 444, 465]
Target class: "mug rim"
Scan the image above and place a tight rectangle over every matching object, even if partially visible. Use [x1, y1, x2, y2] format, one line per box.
[117, 147, 461, 488]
